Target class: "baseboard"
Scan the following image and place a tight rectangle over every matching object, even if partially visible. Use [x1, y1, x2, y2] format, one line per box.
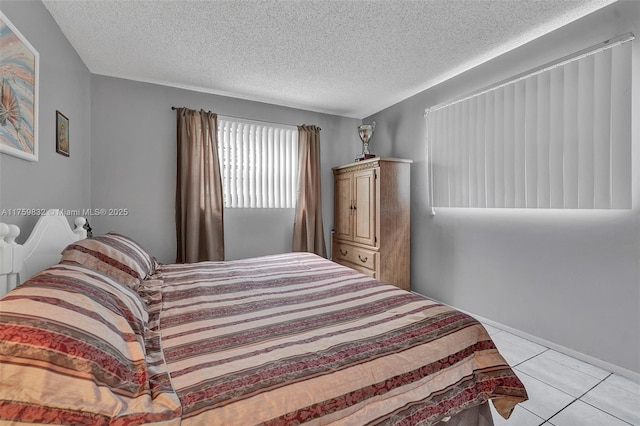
[412, 291, 640, 383]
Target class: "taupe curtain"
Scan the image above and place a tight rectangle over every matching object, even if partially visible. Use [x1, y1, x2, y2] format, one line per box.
[175, 108, 224, 263]
[292, 125, 327, 257]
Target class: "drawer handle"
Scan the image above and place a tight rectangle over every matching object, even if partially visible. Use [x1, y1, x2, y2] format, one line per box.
[340, 249, 348, 256]
[358, 255, 368, 263]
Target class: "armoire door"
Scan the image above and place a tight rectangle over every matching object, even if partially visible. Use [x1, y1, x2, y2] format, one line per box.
[334, 173, 353, 241]
[353, 168, 376, 246]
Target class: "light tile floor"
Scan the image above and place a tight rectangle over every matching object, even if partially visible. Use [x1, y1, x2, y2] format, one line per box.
[482, 324, 640, 426]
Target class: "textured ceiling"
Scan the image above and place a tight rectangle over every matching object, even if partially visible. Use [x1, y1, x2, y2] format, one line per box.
[43, 0, 616, 118]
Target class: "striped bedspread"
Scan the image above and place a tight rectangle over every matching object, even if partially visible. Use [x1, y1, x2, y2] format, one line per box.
[149, 252, 527, 425]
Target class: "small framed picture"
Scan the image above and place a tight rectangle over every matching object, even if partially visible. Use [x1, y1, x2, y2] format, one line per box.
[56, 110, 69, 157]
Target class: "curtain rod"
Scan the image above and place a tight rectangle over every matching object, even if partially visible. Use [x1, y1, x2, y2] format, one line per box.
[171, 106, 215, 114]
[171, 106, 299, 129]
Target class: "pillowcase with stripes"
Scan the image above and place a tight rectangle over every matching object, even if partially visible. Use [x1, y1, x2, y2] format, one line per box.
[60, 232, 157, 288]
[0, 263, 180, 424]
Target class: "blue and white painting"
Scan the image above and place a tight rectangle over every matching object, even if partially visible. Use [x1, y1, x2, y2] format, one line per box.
[0, 11, 38, 161]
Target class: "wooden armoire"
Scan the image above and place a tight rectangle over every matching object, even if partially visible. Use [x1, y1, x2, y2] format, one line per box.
[331, 157, 411, 290]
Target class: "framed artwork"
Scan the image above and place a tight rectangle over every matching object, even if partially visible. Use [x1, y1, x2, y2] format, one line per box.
[56, 111, 69, 157]
[0, 11, 39, 162]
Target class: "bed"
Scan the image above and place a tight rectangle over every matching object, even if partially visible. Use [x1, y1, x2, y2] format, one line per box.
[0, 211, 527, 425]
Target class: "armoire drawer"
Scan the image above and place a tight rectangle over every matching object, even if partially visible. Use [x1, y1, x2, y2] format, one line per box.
[333, 241, 377, 272]
[343, 261, 377, 279]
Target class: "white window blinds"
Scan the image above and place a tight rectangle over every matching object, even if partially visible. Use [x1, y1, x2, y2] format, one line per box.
[425, 34, 633, 209]
[218, 118, 298, 208]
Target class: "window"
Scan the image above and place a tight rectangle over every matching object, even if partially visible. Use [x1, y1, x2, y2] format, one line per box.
[218, 118, 298, 208]
[425, 34, 633, 210]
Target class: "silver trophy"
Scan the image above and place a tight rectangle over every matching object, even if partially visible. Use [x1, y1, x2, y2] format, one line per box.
[357, 121, 376, 161]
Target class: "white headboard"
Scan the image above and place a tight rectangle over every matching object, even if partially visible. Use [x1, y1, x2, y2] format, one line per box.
[0, 209, 87, 297]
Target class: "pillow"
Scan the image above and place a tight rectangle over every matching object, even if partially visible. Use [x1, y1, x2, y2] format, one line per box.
[60, 232, 156, 288]
[0, 264, 180, 424]
[40, 262, 150, 336]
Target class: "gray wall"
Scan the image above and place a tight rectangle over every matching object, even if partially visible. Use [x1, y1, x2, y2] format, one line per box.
[365, 0, 640, 374]
[0, 1, 91, 237]
[90, 75, 360, 263]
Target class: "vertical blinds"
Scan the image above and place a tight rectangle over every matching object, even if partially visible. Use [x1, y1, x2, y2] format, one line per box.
[425, 35, 633, 209]
[218, 118, 298, 208]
